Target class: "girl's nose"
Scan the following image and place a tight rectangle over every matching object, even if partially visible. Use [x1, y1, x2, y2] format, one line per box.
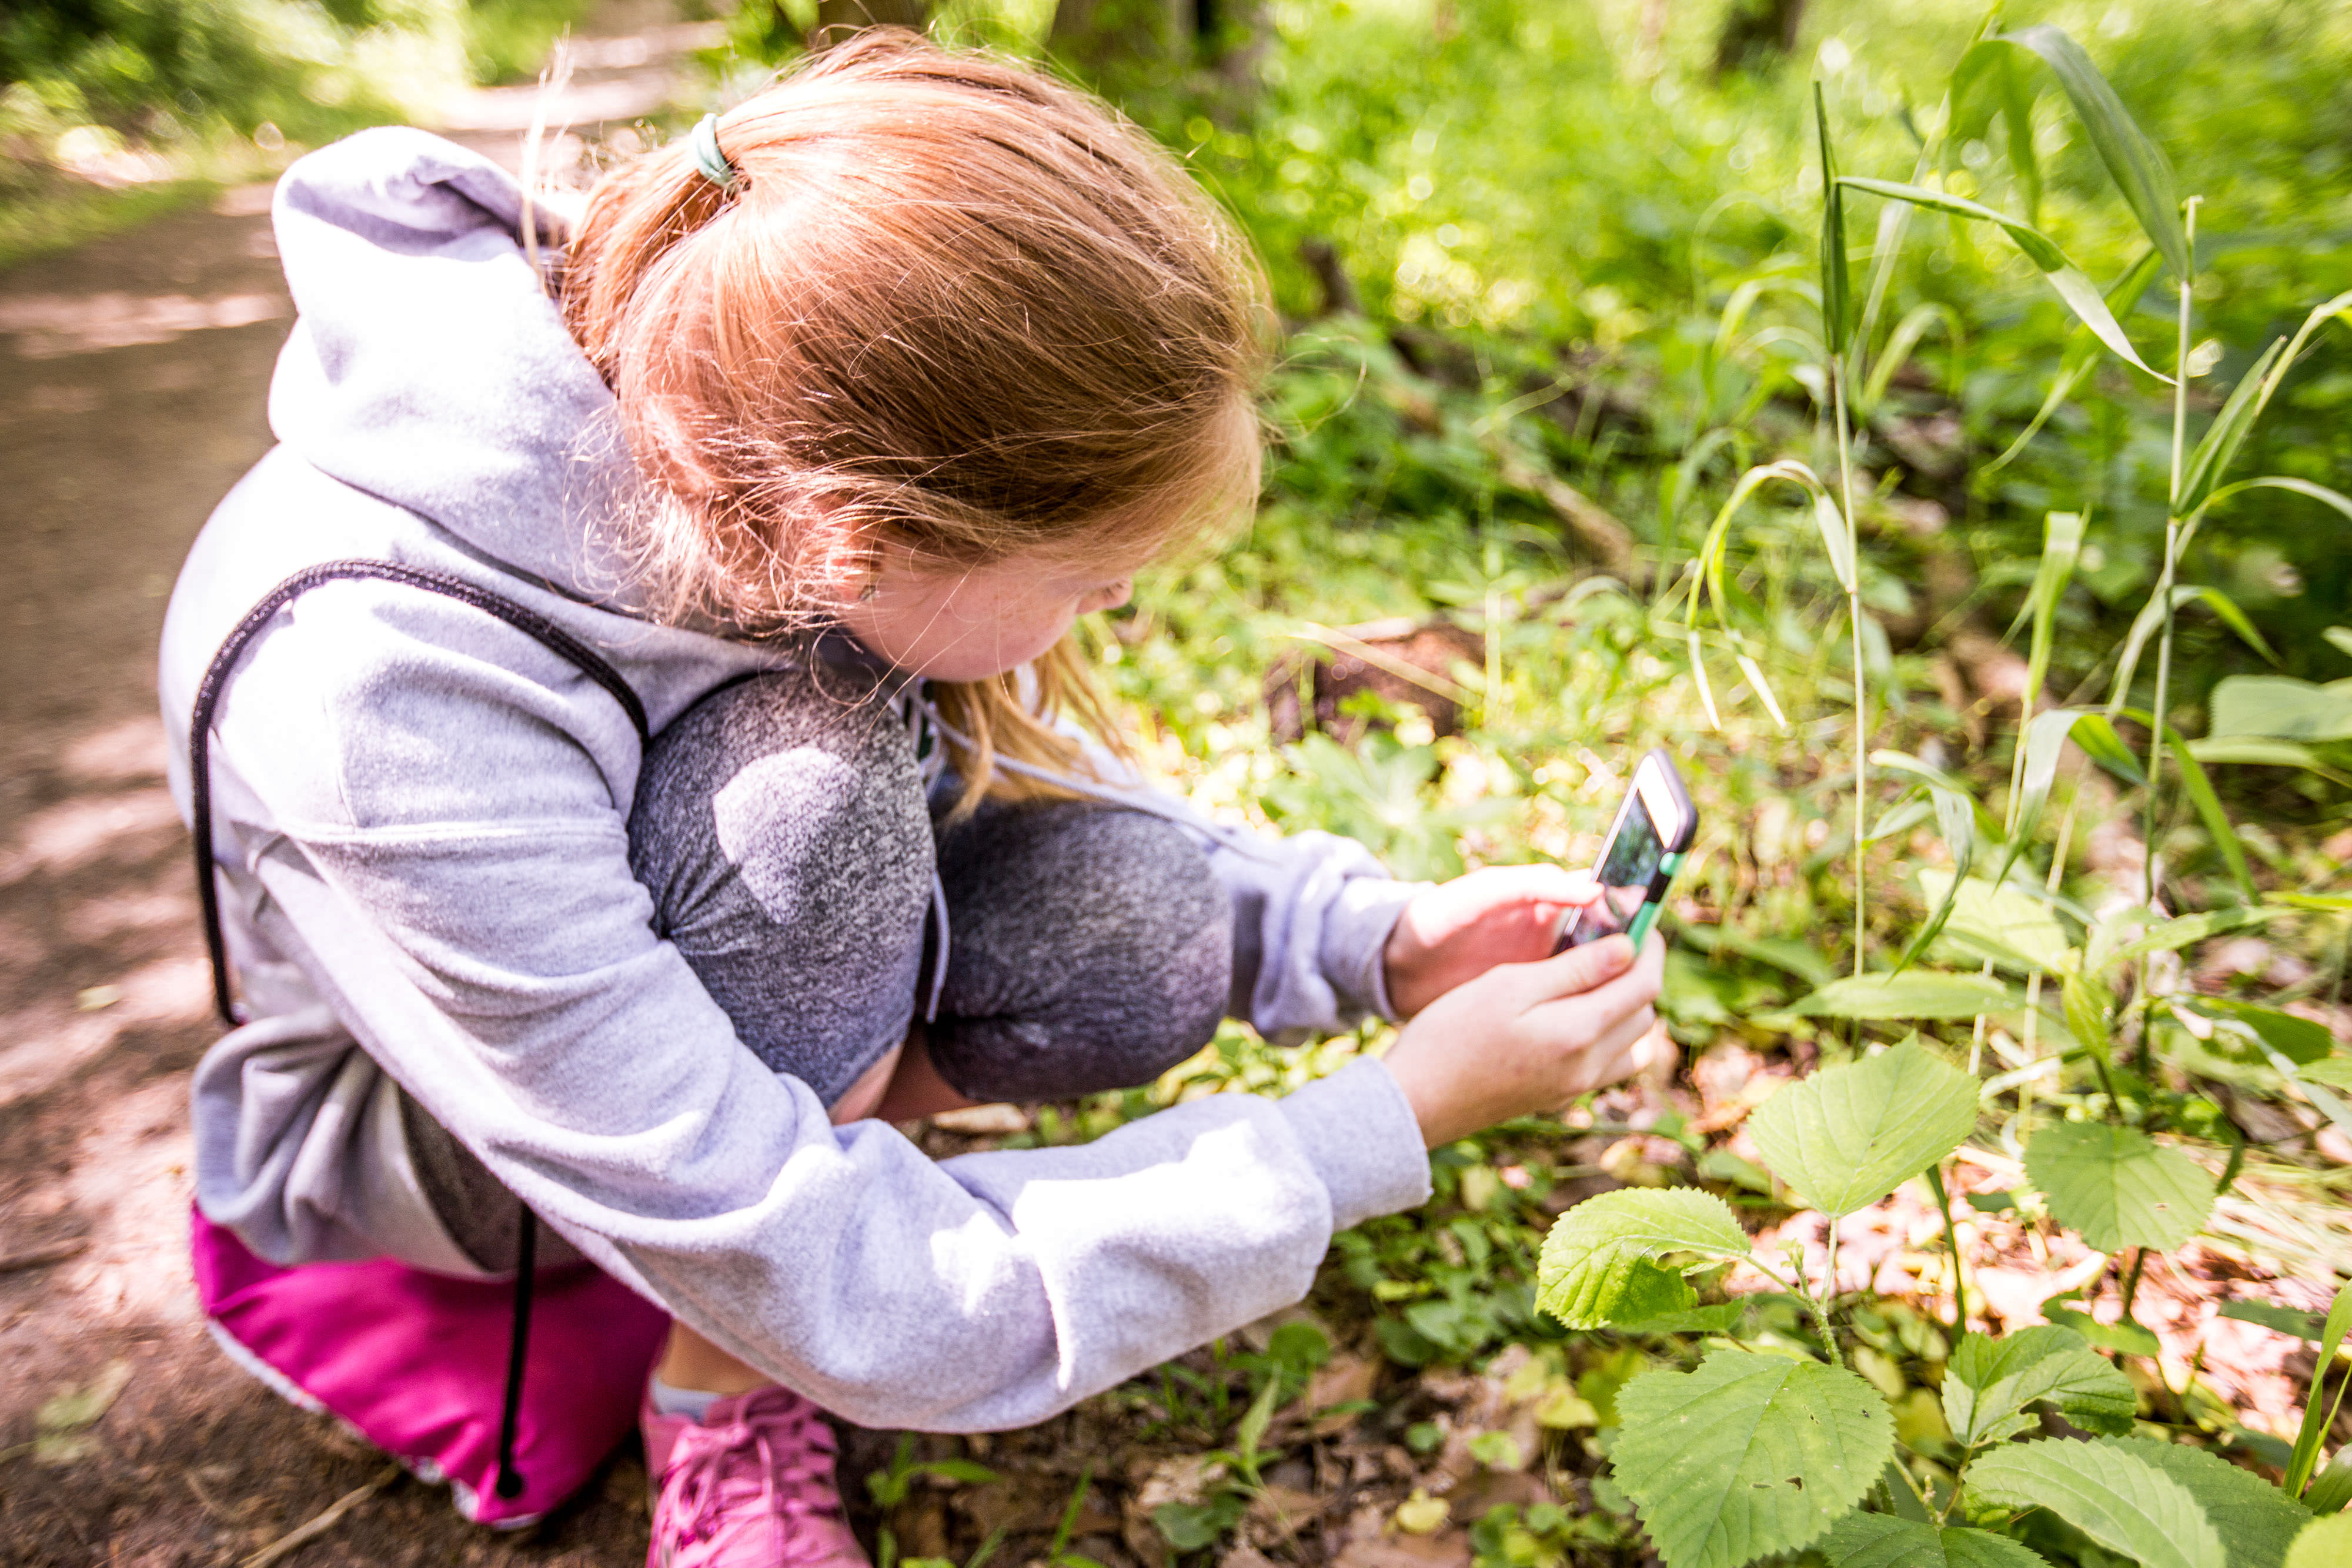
[1088, 579, 1134, 614]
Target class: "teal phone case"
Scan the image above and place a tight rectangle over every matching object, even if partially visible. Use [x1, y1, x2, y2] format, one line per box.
[1623, 849, 1686, 947]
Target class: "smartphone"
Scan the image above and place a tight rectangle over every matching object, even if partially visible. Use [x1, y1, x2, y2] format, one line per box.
[1553, 747, 1699, 952]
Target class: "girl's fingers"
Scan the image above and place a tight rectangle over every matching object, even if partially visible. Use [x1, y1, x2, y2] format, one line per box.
[1512, 932, 1637, 1004]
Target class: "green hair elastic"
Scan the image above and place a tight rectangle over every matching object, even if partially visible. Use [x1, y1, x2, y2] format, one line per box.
[688, 112, 740, 190]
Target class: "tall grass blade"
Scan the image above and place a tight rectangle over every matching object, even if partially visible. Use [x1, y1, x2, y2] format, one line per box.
[2167, 728, 2257, 902]
[1984, 249, 2163, 474]
[1994, 708, 2142, 886]
[2284, 1278, 2352, 1497]
[2011, 509, 2086, 707]
[1898, 781, 1978, 973]
[1982, 25, 2190, 281]
[1838, 178, 2169, 380]
[2177, 337, 2287, 514]
[2205, 475, 2352, 527]
[2174, 586, 2281, 666]
[1859, 302, 1960, 414]
[1816, 83, 1852, 358]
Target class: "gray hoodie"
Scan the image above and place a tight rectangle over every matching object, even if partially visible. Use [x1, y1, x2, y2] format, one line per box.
[160, 127, 1434, 1432]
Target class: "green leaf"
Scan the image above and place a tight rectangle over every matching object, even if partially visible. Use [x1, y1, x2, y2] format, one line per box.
[1748, 1039, 1982, 1218]
[1896, 791, 1981, 974]
[1611, 1351, 1895, 1568]
[2043, 1302, 2164, 1359]
[2103, 905, 2290, 971]
[1920, 872, 2072, 974]
[2288, 1517, 2352, 1568]
[2190, 1000, 2336, 1066]
[2025, 1122, 2216, 1252]
[1966, 1439, 2224, 1568]
[1996, 708, 2141, 886]
[1982, 26, 2190, 282]
[2207, 676, 2352, 744]
[1794, 971, 2015, 1020]
[1535, 1189, 1753, 1330]
[2216, 1300, 2329, 1340]
[2115, 1436, 2317, 1568]
[1822, 1513, 2049, 1568]
[1942, 1326, 2137, 1447]
[2010, 510, 2087, 705]
[2286, 1278, 2352, 1496]
[2206, 475, 2352, 530]
[2180, 340, 2290, 514]
[1817, 83, 1851, 357]
[1610, 1302, 1754, 1337]
[2174, 586, 2284, 667]
[2298, 1058, 2352, 1091]
[1836, 178, 2169, 380]
[1984, 250, 2163, 475]
[2167, 725, 2259, 902]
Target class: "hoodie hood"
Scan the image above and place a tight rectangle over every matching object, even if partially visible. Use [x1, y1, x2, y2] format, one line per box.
[266, 126, 641, 604]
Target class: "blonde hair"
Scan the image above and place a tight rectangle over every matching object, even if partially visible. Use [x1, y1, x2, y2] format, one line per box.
[557, 30, 1272, 811]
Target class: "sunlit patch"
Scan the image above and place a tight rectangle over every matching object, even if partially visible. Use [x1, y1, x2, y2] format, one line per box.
[0, 292, 287, 359]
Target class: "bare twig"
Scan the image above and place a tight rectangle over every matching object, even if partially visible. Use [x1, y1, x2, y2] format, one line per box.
[1487, 445, 1638, 577]
[237, 1463, 400, 1568]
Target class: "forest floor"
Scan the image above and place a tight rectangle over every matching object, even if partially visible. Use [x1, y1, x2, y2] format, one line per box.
[5, 8, 2351, 1568]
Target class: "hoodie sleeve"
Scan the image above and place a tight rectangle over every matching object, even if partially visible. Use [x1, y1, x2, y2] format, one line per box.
[205, 589, 1431, 1431]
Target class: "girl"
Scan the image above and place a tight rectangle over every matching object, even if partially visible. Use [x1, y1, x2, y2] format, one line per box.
[163, 32, 1663, 1568]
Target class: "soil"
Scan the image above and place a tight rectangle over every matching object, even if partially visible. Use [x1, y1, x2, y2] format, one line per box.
[5, 11, 2349, 1568]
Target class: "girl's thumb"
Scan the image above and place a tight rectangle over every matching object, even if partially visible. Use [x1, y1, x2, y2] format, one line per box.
[1535, 933, 1636, 999]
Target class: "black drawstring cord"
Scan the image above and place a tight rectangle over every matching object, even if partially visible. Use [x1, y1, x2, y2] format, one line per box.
[186, 559, 651, 1510]
[188, 558, 650, 1027]
[494, 1207, 539, 1500]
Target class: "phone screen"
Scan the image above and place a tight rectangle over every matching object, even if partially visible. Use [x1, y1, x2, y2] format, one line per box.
[1561, 792, 1669, 948]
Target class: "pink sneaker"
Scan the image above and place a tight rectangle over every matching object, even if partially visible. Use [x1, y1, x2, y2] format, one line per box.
[642, 1385, 870, 1568]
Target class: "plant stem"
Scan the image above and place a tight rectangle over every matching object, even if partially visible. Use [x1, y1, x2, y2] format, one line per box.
[2119, 1246, 2148, 1323]
[2141, 203, 2199, 924]
[1926, 1164, 1968, 1341]
[1831, 357, 1867, 979]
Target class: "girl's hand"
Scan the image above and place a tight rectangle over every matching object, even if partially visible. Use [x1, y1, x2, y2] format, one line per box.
[1383, 864, 1603, 1018]
[1380, 932, 1664, 1149]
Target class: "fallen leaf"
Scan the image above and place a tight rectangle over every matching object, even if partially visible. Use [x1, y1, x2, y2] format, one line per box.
[1393, 1490, 1449, 1536]
[34, 1359, 132, 1465]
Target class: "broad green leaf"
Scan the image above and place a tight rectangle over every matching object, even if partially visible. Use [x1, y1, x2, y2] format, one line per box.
[2190, 1000, 2336, 1066]
[2104, 906, 2291, 971]
[2286, 1278, 2352, 1496]
[1822, 1513, 2049, 1568]
[2115, 1436, 2316, 1568]
[1611, 1302, 1753, 1337]
[1795, 971, 2015, 1020]
[1967, 1440, 2224, 1568]
[2025, 1122, 2216, 1252]
[1979, 26, 2190, 281]
[2043, 1302, 2164, 1359]
[2287, 1517, 2352, 1568]
[1920, 872, 2072, 974]
[2180, 339, 2290, 514]
[1612, 1351, 1894, 1568]
[2208, 676, 2352, 744]
[2298, 1058, 2352, 1091]
[1817, 83, 1851, 358]
[1942, 1326, 2136, 1447]
[1535, 1189, 1752, 1330]
[1836, 178, 2168, 380]
[2188, 740, 2352, 789]
[1748, 1039, 1981, 1218]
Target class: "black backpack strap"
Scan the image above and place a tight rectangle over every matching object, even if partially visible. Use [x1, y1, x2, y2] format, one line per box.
[189, 559, 652, 1507]
[190, 559, 650, 1028]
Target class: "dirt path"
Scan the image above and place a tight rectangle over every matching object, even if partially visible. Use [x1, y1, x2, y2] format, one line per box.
[0, 13, 712, 1563]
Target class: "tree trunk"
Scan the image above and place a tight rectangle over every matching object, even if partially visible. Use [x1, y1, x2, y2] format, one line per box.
[1711, 0, 1804, 78]
[810, 0, 931, 49]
